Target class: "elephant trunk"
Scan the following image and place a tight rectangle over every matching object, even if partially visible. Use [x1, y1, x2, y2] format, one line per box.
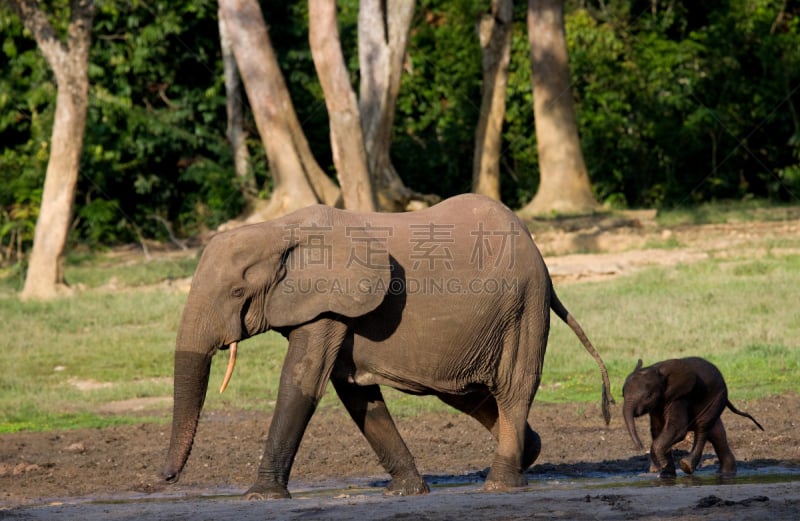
[623, 401, 644, 451]
[162, 350, 213, 483]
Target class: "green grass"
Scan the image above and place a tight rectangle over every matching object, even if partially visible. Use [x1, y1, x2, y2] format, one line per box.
[655, 199, 800, 227]
[0, 249, 198, 293]
[541, 253, 800, 403]
[1, 238, 798, 433]
[64, 250, 199, 288]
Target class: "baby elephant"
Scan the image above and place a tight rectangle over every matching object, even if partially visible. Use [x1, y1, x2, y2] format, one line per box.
[622, 357, 763, 477]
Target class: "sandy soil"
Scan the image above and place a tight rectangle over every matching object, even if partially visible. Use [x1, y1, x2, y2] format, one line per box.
[2, 212, 799, 520]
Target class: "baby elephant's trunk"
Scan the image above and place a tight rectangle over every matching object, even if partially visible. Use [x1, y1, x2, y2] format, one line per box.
[623, 401, 644, 450]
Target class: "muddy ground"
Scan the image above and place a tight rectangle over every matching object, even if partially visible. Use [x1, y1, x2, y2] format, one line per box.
[2, 398, 799, 520]
[2, 211, 799, 519]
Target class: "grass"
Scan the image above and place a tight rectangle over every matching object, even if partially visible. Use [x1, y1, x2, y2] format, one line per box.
[64, 248, 199, 288]
[655, 199, 800, 227]
[542, 253, 800, 404]
[1, 204, 798, 433]
[0, 248, 198, 293]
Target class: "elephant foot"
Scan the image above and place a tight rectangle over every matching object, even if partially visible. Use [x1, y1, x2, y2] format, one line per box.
[521, 430, 542, 470]
[484, 468, 528, 491]
[657, 466, 677, 479]
[679, 458, 695, 475]
[243, 483, 291, 500]
[384, 475, 430, 496]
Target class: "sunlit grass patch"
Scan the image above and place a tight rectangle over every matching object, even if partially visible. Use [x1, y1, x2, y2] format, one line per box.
[65, 251, 198, 289]
[656, 199, 800, 227]
[1, 238, 797, 432]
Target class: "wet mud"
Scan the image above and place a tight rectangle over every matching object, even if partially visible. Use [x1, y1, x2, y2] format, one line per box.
[2, 397, 798, 520]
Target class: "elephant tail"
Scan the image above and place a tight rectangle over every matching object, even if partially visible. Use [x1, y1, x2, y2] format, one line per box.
[726, 400, 765, 431]
[550, 282, 615, 425]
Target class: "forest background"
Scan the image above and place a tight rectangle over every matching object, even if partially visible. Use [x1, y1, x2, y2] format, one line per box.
[1, 0, 799, 270]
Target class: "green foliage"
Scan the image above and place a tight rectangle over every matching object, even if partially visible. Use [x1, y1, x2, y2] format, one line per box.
[1, 0, 246, 262]
[0, 10, 51, 264]
[1, 0, 798, 265]
[85, 0, 243, 240]
[565, 0, 800, 208]
[392, 0, 484, 197]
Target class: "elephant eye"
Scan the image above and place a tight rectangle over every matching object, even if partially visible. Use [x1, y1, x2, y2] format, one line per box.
[231, 287, 245, 298]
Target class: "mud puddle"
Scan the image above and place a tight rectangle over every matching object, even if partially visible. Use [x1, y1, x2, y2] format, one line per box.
[9, 467, 800, 521]
[35, 464, 800, 508]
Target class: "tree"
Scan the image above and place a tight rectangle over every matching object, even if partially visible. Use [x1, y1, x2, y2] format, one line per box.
[358, 0, 436, 211]
[472, 0, 513, 201]
[519, 0, 597, 217]
[219, 5, 256, 208]
[10, 0, 95, 300]
[308, 0, 376, 212]
[218, 0, 340, 226]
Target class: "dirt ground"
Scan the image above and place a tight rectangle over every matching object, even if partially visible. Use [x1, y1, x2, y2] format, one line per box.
[2, 398, 799, 520]
[2, 211, 799, 519]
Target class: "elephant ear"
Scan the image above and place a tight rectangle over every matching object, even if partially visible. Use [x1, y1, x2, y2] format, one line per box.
[623, 359, 645, 397]
[660, 359, 697, 402]
[264, 214, 391, 328]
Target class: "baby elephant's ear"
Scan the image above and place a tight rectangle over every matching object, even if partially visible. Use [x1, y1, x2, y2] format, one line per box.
[266, 220, 391, 328]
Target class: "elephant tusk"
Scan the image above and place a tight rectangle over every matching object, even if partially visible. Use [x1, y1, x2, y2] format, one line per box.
[219, 341, 237, 394]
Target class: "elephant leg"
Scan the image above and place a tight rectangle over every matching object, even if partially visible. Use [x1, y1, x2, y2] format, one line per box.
[438, 391, 541, 470]
[707, 418, 737, 475]
[482, 398, 531, 490]
[478, 308, 547, 490]
[650, 403, 688, 478]
[245, 321, 346, 500]
[648, 413, 670, 473]
[332, 379, 429, 496]
[679, 428, 708, 475]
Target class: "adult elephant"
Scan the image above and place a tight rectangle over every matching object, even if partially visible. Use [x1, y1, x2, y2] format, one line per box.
[161, 194, 613, 499]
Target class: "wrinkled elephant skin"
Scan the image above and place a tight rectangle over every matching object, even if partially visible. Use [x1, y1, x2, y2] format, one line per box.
[162, 194, 614, 498]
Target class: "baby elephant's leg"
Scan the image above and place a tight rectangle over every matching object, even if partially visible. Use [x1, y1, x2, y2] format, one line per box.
[647, 413, 667, 473]
[651, 402, 692, 478]
[707, 418, 737, 475]
[650, 423, 682, 477]
[679, 429, 707, 474]
[650, 424, 675, 474]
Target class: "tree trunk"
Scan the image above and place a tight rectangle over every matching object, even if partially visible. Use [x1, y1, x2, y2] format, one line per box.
[472, 0, 513, 201]
[218, 0, 340, 228]
[14, 0, 95, 301]
[358, 0, 437, 211]
[519, 0, 598, 217]
[308, 0, 376, 212]
[219, 7, 257, 206]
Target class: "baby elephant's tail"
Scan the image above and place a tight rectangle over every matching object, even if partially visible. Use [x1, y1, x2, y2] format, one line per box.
[549, 282, 614, 425]
[726, 400, 765, 431]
